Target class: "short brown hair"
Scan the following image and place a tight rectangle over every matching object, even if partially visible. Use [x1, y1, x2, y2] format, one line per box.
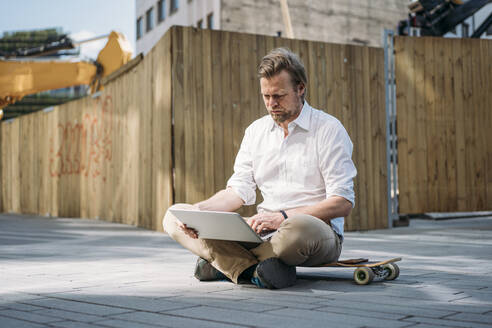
[258, 48, 307, 91]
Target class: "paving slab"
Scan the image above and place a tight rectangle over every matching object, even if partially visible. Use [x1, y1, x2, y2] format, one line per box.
[93, 318, 169, 328]
[47, 321, 109, 328]
[111, 311, 244, 328]
[0, 316, 47, 328]
[30, 308, 105, 323]
[1, 213, 492, 328]
[0, 309, 65, 324]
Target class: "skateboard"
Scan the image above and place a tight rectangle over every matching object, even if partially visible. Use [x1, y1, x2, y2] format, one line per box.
[318, 257, 402, 285]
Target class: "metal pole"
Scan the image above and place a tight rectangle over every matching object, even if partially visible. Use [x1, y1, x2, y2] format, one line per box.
[383, 29, 398, 228]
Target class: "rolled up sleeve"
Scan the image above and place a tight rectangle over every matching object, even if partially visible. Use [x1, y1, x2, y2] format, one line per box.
[319, 121, 357, 207]
[226, 127, 257, 205]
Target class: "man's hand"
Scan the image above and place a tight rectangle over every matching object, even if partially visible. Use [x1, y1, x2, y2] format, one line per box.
[247, 212, 285, 233]
[177, 221, 199, 239]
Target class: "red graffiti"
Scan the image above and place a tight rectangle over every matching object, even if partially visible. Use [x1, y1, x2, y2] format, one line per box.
[49, 95, 113, 181]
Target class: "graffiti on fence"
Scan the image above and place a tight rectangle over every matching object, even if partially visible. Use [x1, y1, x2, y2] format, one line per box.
[49, 95, 113, 181]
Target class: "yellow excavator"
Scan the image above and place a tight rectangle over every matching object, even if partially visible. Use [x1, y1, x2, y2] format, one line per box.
[0, 31, 133, 120]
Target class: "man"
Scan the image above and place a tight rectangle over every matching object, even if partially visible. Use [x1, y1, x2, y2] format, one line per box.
[163, 48, 357, 289]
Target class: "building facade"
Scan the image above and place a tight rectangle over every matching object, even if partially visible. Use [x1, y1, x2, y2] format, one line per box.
[136, 0, 410, 54]
[136, 0, 220, 54]
[136, 1, 492, 55]
[221, 0, 409, 47]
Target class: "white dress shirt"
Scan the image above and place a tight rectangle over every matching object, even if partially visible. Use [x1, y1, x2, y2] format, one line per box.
[227, 101, 357, 238]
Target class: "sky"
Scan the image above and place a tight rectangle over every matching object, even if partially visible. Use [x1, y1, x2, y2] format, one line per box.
[0, 0, 136, 60]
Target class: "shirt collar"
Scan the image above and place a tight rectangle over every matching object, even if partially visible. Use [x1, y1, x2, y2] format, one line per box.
[269, 101, 312, 132]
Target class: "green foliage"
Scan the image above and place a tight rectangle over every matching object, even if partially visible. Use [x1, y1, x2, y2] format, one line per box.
[0, 27, 67, 54]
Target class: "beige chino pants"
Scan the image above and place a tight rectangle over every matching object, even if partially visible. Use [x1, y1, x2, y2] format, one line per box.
[163, 204, 342, 283]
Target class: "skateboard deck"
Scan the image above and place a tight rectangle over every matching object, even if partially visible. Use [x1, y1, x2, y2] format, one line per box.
[316, 257, 402, 285]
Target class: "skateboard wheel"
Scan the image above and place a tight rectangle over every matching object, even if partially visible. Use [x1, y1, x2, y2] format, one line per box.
[353, 267, 375, 285]
[382, 263, 400, 280]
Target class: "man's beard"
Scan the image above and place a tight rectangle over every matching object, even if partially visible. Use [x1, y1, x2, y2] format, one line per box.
[270, 112, 291, 123]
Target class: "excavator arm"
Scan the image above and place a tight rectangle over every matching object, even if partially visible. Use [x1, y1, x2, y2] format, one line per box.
[0, 31, 132, 111]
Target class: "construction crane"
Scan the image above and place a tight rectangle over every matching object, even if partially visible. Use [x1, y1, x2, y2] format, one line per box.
[0, 31, 133, 111]
[399, 0, 492, 37]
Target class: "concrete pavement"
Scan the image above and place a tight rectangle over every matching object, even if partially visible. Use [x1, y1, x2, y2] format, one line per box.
[1, 213, 492, 328]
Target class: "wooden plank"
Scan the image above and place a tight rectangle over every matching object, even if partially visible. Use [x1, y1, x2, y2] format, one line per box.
[11, 119, 21, 212]
[202, 29, 215, 199]
[405, 37, 419, 212]
[69, 99, 80, 218]
[172, 27, 186, 204]
[484, 40, 492, 208]
[129, 63, 140, 225]
[3, 121, 10, 211]
[6, 120, 13, 211]
[433, 38, 448, 212]
[461, 38, 475, 211]
[451, 39, 466, 211]
[442, 39, 457, 211]
[413, 37, 429, 213]
[33, 111, 42, 214]
[46, 107, 58, 217]
[230, 31, 242, 174]
[140, 46, 154, 229]
[324, 43, 335, 115]
[110, 79, 123, 223]
[237, 32, 256, 217]
[220, 31, 234, 190]
[40, 106, 50, 216]
[361, 46, 375, 230]
[351, 45, 367, 230]
[255, 34, 267, 123]
[307, 41, 318, 108]
[341, 44, 357, 231]
[182, 27, 197, 203]
[238, 32, 251, 144]
[150, 31, 172, 231]
[487, 39, 492, 209]
[316, 42, 327, 111]
[371, 47, 388, 228]
[19, 115, 28, 212]
[192, 27, 205, 203]
[210, 30, 225, 193]
[394, 36, 410, 213]
[471, 38, 486, 210]
[329, 43, 348, 226]
[424, 37, 438, 211]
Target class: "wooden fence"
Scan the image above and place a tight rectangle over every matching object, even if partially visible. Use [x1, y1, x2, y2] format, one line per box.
[170, 27, 388, 231]
[395, 36, 492, 213]
[0, 33, 173, 231]
[0, 26, 388, 231]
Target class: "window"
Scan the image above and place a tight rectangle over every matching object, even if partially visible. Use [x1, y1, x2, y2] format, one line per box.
[170, 0, 178, 14]
[136, 17, 143, 39]
[207, 13, 213, 29]
[158, 0, 165, 23]
[462, 22, 469, 37]
[197, 19, 203, 29]
[146, 7, 154, 32]
[487, 24, 492, 36]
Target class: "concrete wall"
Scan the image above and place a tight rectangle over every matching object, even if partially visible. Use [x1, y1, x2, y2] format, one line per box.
[136, 0, 221, 54]
[220, 0, 408, 47]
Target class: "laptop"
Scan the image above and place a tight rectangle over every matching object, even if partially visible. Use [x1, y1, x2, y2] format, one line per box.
[168, 209, 276, 243]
